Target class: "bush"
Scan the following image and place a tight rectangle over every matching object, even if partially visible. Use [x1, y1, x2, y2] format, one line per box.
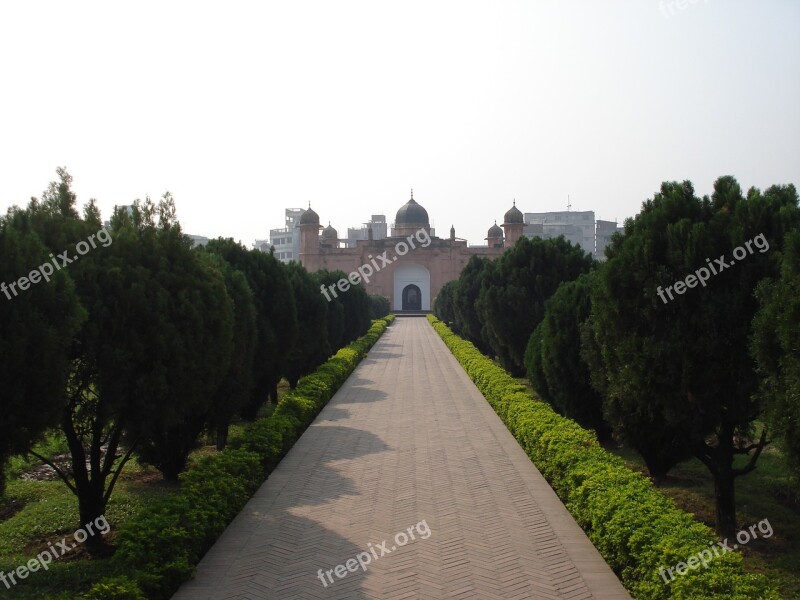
[110, 317, 392, 599]
[83, 577, 147, 600]
[427, 314, 778, 600]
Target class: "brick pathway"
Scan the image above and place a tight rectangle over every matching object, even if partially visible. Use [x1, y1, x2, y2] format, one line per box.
[172, 317, 630, 599]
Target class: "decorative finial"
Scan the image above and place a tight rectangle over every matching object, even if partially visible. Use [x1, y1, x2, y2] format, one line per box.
[411, 188, 414, 200]
[513, 199, 516, 206]
[308, 201, 311, 209]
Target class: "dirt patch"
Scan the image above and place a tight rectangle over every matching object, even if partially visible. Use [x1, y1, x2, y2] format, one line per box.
[0, 497, 25, 523]
[19, 453, 74, 482]
[22, 530, 118, 562]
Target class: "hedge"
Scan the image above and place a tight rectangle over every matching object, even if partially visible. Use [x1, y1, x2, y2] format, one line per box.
[427, 314, 778, 600]
[75, 316, 393, 600]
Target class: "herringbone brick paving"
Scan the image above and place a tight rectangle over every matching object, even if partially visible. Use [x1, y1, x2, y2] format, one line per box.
[172, 317, 630, 599]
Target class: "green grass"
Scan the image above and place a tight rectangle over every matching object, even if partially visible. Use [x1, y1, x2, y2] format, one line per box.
[0, 450, 176, 598]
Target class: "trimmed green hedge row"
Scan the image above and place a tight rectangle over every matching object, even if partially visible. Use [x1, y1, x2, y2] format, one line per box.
[427, 314, 777, 600]
[76, 317, 393, 600]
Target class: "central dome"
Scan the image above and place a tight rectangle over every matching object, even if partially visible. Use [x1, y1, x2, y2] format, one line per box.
[395, 191, 429, 226]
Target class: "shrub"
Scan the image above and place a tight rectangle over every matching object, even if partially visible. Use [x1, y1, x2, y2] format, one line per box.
[427, 314, 778, 600]
[83, 577, 147, 600]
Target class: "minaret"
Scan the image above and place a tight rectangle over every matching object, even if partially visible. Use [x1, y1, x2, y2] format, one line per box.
[297, 203, 322, 269]
[502, 200, 524, 248]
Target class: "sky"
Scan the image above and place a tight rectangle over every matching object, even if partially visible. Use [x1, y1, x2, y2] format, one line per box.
[1, 0, 798, 247]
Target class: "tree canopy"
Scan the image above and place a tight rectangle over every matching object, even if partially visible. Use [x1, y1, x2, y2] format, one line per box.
[588, 177, 799, 536]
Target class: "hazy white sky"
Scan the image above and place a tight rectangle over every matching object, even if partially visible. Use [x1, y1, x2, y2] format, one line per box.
[1, 1, 798, 247]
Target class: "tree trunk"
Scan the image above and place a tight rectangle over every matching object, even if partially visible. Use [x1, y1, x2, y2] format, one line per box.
[158, 445, 188, 481]
[712, 465, 737, 539]
[62, 408, 117, 557]
[694, 424, 739, 539]
[77, 491, 114, 557]
[642, 454, 672, 486]
[216, 423, 229, 451]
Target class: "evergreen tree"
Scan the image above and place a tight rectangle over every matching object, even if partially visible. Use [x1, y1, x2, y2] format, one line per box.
[0, 210, 85, 498]
[477, 236, 594, 376]
[589, 177, 799, 536]
[752, 228, 800, 479]
[284, 262, 331, 388]
[525, 273, 610, 440]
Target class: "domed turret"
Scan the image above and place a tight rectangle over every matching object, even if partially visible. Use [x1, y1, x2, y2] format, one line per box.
[321, 222, 338, 240]
[487, 221, 504, 248]
[504, 200, 523, 225]
[501, 200, 524, 248]
[395, 190, 430, 226]
[299, 206, 320, 225]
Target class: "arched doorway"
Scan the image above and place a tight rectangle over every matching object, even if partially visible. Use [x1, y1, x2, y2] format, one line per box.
[402, 284, 422, 311]
[393, 263, 431, 311]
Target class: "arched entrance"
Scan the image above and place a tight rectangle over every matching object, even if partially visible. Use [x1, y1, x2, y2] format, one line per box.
[393, 263, 431, 311]
[402, 284, 422, 311]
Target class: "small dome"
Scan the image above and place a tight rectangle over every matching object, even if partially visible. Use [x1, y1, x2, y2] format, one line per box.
[322, 222, 338, 240]
[395, 190, 429, 226]
[487, 222, 504, 239]
[299, 206, 320, 225]
[504, 200, 523, 224]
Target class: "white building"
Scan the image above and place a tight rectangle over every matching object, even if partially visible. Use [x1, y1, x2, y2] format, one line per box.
[522, 210, 624, 260]
[595, 219, 624, 260]
[524, 210, 596, 256]
[186, 234, 209, 248]
[257, 208, 306, 263]
[345, 215, 388, 248]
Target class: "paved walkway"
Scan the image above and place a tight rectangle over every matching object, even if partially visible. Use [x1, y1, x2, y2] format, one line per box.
[173, 318, 630, 600]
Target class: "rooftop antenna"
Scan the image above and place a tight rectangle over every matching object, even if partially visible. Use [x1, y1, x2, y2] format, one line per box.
[567, 195, 572, 212]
